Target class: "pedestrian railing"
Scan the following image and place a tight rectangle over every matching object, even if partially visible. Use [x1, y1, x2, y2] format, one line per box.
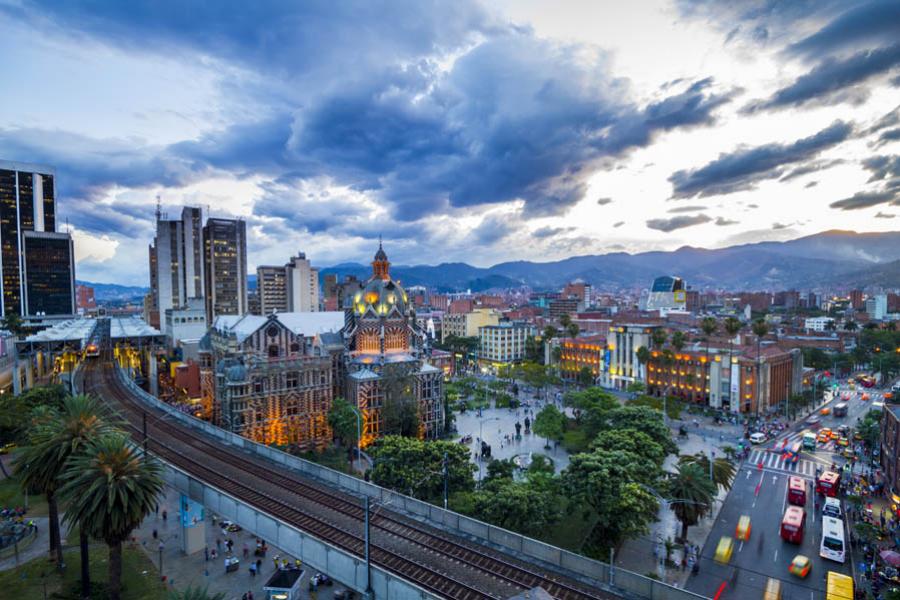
[114, 366, 709, 600]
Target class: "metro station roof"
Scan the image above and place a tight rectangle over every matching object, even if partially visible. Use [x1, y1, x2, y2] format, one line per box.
[109, 316, 162, 339]
[22, 318, 97, 346]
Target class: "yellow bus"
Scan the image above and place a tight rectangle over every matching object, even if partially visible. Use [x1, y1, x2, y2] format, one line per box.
[826, 571, 853, 600]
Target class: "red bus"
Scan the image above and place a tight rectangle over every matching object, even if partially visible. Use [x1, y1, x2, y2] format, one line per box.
[787, 476, 807, 506]
[780, 506, 805, 544]
[816, 471, 841, 497]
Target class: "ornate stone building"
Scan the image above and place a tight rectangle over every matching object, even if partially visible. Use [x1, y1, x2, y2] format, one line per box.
[344, 243, 444, 446]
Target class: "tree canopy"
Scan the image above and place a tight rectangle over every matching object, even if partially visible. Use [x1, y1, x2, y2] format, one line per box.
[369, 436, 475, 501]
[533, 404, 566, 446]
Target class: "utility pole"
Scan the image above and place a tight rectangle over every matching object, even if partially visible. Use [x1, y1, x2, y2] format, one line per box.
[143, 410, 148, 454]
[442, 451, 449, 510]
[364, 496, 373, 599]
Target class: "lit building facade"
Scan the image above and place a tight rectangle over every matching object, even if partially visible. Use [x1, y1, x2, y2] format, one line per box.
[0, 160, 75, 318]
[207, 311, 345, 449]
[344, 243, 444, 446]
[441, 308, 500, 341]
[558, 334, 607, 381]
[203, 218, 248, 323]
[479, 322, 534, 364]
[600, 323, 662, 390]
[257, 265, 288, 315]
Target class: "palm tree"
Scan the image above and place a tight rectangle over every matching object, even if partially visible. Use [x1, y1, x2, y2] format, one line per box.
[844, 320, 858, 332]
[700, 316, 717, 367]
[668, 462, 715, 541]
[61, 434, 164, 600]
[751, 319, 769, 417]
[824, 319, 837, 332]
[636, 346, 651, 388]
[169, 586, 226, 600]
[723, 317, 742, 409]
[12, 394, 113, 571]
[678, 453, 736, 492]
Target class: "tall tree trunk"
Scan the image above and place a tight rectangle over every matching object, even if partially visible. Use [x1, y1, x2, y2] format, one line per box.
[108, 541, 123, 600]
[681, 520, 689, 541]
[47, 491, 62, 565]
[80, 530, 91, 599]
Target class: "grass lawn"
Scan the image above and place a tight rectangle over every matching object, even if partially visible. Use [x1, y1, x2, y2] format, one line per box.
[0, 544, 167, 600]
[0, 472, 48, 517]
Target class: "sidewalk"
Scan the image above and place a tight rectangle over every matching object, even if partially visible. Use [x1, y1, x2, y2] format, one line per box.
[131, 484, 354, 599]
[0, 517, 69, 572]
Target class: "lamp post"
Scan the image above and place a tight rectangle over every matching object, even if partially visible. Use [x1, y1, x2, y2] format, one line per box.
[351, 404, 363, 471]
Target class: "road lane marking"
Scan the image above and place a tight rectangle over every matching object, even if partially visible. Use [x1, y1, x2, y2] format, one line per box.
[774, 549, 778, 562]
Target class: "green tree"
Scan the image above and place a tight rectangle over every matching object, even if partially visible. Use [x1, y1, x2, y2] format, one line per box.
[751, 319, 769, 415]
[667, 462, 715, 540]
[470, 478, 561, 536]
[856, 411, 882, 449]
[844, 320, 858, 331]
[671, 331, 686, 352]
[591, 429, 668, 467]
[524, 335, 543, 363]
[701, 317, 717, 367]
[542, 326, 559, 366]
[563, 449, 660, 552]
[327, 397, 360, 465]
[485, 458, 516, 482]
[651, 328, 667, 350]
[678, 453, 736, 492]
[381, 364, 419, 437]
[577, 366, 594, 388]
[1, 311, 25, 338]
[626, 380, 646, 394]
[0, 384, 69, 442]
[60, 433, 163, 600]
[723, 317, 742, 406]
[606, 406, 678, 456]
[369, 436, 475, 501]
[533, 404, 566, 448]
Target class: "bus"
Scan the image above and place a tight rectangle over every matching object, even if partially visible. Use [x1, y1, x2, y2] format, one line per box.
[826, 571, 853, 600]
[816, 470, 840, 497]
[820, 516, 846, 563]
[780, 506, 805, 544]
[833, 402, 848, 418]
[802, 431, 817, 450]
[787, 476, 806, 506]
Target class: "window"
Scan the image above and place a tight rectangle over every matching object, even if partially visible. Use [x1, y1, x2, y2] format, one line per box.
[268, 344, 279, 358]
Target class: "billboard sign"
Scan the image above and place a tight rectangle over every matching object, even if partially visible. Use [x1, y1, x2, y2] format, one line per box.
[180, 494, 204, 528]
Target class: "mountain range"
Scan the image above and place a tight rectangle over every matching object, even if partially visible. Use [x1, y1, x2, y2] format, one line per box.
[78, 230, 900, 299]
[320, 230, 900, 292]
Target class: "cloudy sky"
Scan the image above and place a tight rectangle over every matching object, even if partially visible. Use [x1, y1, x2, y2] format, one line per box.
[1, 0, 898, 285]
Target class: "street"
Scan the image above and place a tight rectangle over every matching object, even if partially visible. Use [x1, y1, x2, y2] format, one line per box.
[686, 380, 880, 599]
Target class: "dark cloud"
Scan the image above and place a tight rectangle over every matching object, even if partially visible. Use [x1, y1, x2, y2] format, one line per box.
[862, 155, 900, 182]
[875, 211, 896, 218]
[749, 43, 900, 111]
[830, 189, 900, 210]
[772, 222, 792, 230]
[646, 213, 712, 232]
[785, 1, 900, 59]
[714, 216, 739, 226]
[805, 181, 819, 188]
[532, 226, 574, 239]
[668, 120, 853, 198]
[779, 159, 844, 181]
[667, 205, 708, 213]
[878, 128, 900, 145]
[596, 197, 613, 205]
[470, 214, 517, 245]
[613, 221, 625, 228]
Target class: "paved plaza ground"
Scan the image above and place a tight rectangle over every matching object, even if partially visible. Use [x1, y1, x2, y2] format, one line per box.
[130, 484, 355, 600]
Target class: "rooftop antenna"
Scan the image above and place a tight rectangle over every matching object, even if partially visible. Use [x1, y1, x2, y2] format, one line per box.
[155, 194, 162, 221]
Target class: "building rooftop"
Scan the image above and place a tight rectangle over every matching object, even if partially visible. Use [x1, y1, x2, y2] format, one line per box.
[212, 312, 345, 344]
[23, 318, 97, 345]
[110, 316, 162, 339]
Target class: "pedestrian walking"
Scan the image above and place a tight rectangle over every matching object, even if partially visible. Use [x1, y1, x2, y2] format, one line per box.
[152, 528, 158, 539]
[205, 546, 209, 561]
[162, 509, 167, 522]
[256, 558, 262, 572]
[243, 543, 249, 558]
[216, 538, 222, 551]
[249, 562, 257, 577]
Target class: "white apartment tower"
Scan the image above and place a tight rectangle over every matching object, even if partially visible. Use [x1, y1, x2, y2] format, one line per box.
[149, 205, 205, 333]
[286, 252, 319, 312]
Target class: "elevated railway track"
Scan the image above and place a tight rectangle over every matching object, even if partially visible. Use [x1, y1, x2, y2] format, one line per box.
[82, 361, 615, 600]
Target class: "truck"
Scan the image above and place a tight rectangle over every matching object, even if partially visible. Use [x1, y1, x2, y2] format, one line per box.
[802, 432, 817, 450]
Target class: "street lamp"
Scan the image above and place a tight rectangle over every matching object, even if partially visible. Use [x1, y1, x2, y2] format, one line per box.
[350, 404, 363, 471]
[477, 416, 500, 482]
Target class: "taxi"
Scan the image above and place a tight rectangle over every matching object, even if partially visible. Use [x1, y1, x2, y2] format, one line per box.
[817, 429, 832, 443]
[854, 431, 863, 440]
[842, 447, 856, 459]
[763, 577, 782, 600]
[820, 407, 831, 416]
[714, 536, 734, 564]
[861, 393, 870, 401]
[735, 515, 752, 541]
[788, 554, 811, 578]
[829, 430, 840, 441]
[837, 436, 849, 447]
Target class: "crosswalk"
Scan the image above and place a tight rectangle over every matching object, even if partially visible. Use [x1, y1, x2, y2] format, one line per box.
[747, 449, 824, 477]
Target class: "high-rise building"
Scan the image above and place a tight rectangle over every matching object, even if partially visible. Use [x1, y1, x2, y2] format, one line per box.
[0, 160, 75, 318]
[257, 252, 320, 315]
[149, 206, 205, 332]
[285, 252, 319, 312]
[257, 265, 288, 314]
[203, 217, 247, 323]
[850, 289, 864, 310]
[866, 294, 888, 321]
[76, 285, 96, 311]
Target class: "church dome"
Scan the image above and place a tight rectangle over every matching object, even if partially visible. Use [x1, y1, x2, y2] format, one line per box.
[353, 241, 408, 317]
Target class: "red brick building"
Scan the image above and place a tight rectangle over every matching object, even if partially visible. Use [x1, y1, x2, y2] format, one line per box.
[76, 284, 96, 310]
[558, 334, 606, 381]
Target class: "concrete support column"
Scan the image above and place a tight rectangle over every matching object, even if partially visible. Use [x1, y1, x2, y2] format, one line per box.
[12, 364, 22, 395]
[149, 353, 159, 398]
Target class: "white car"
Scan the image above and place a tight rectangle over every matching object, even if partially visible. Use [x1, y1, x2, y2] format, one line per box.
[749, 432, 767, 444]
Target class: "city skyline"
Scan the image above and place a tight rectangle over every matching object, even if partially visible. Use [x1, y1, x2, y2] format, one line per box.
[1, 1, 899, 286]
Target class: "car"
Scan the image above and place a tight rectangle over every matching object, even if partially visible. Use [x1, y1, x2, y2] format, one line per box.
[829, 430, 840, 441]
[837, 437, 849, 447]
[788, 554, 811, 578]
[854, 431, 863, 441]
[818, 428, 832, 443]
[806, 415, 821, 429]
[820, 407, 831, 416]
[735, 515, 752, 541]
[838, 425, 850, 436]
[714, 536, 734, 564]
[750, 432, 767, 444]
[0, 442, 17, 455]
[861, 393, 870, 401]
[842, 447, 856, 459]
[220, 520, 242, 532]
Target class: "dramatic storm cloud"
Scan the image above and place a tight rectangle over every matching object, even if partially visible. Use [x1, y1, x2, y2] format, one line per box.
[0, 0, 898, 284]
